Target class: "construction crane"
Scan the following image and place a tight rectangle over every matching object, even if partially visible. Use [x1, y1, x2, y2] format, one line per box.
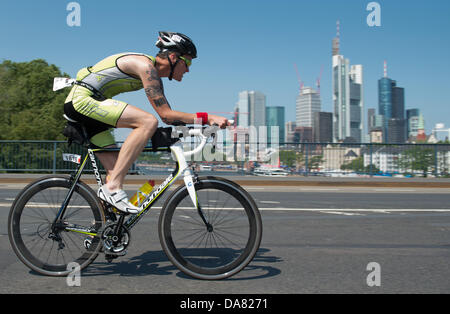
[294, 63, 304, 93]
[316, 65, 323, 96]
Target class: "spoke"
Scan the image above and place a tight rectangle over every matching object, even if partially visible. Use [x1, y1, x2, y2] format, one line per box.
[175, 213, 204, 227]
[212, 229, 244, 248]
[214, 211, 247, 227]
[214, 227, 248, 240]
[23, 208, 51, 223]
[164, 180, 261, 278]
[185, 230, 208, 249]
[176, 227, 205, 240]
[13, 184, 100, 271]
[62, 232, 84, 260]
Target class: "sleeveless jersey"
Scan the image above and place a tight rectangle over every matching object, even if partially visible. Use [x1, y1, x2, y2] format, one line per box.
[63, 53, 156, 148]
[70, 52, 155, 99]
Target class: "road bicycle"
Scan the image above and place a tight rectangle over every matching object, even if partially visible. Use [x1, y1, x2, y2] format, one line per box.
[8, 121, 262, 280]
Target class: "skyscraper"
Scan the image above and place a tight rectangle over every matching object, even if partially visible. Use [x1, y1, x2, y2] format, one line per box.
[266, 106, 285, 144]
[378, 62, 406, 142]
[392, 84, 405, 120]
[313, 112, 332, 142]
[407, 108, 420, 138]
[331, 22, 364, 143]
[368, 108, 375, 131]
[285, 121, 296, 143]
[387, 118, 406, 143]
[237, 91, 266, 128]
[379, 78, 405, 120]
[296, 87, 321, 128]
[378, 77, 392, 126]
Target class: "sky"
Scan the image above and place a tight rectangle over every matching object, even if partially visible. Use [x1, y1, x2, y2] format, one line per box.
[1, 0, 450, 141]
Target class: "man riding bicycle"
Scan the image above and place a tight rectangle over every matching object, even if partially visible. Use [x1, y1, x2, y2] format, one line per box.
[63, 31, 229, 214]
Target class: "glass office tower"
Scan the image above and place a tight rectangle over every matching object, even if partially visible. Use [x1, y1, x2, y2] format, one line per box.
[266, 106, 285, 145]
[332, 55, 364, 142]
[378, 78, 406, 142]
[237, 90, 266, 128]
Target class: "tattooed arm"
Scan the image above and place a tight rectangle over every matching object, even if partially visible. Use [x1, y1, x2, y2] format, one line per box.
[117, 55, 228, 127]
[141, 63, 197, 125]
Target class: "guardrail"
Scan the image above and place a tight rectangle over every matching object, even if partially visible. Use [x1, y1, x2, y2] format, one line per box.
[1, 140, 450, 177]
[0, 140, 100, 173]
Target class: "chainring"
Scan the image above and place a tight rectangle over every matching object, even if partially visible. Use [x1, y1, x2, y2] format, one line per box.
[101, 223, 131, 254]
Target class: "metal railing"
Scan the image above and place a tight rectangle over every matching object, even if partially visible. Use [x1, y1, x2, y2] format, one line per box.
[279, 142, 450, 177]
[1, 140, 450, 177]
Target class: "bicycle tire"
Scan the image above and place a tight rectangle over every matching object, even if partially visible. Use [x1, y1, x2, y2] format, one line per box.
[158, 176, 262, 280]
[8, 175, 105, 276]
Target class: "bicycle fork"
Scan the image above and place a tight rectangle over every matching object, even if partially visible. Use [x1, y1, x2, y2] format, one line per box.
[184, 172, 213, 232]
[174, 142, 213, 233]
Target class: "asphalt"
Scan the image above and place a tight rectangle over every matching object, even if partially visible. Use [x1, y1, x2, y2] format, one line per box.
[2, 173, 450, 188]
[2, 187, 450, 293]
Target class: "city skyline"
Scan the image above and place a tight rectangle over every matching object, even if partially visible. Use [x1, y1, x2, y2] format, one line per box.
[1, 1, 449, 142]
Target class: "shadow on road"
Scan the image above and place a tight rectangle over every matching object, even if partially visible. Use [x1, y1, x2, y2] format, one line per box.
[82, 247, 282, 280]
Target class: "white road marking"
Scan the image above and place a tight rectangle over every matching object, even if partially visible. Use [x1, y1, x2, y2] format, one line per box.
[258, 208, 450, 213]
[298, 188, 340, 191]
[319, 211, 365, 216]
[373, 189, 416, 192]
[2, 201, 449, 215]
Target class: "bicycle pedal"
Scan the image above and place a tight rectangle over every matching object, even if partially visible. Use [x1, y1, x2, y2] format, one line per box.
[104, 249, 127, 257]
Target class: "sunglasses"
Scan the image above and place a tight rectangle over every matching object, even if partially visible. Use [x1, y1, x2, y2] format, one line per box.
[179, 56, 192, 67]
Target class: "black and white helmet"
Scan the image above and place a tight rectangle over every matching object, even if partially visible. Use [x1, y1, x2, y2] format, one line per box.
[155, 31, 197, 58]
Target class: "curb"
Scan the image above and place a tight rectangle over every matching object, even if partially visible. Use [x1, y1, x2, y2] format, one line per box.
[2, 175, 450, 188]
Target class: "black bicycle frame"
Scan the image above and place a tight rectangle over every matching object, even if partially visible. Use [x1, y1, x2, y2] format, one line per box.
[124, 160, 180, 230]
[52, 149, 97, 227]
[53, 146, 180, 236]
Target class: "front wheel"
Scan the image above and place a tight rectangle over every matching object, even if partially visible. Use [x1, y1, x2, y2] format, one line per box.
[159, 176, 262, 280]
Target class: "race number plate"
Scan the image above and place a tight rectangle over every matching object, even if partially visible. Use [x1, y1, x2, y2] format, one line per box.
[53, 77, 75, 91]
[63, 153, 81, 164]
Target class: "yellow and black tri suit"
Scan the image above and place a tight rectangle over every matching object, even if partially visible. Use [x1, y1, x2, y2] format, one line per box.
[64, 53, 156, 147]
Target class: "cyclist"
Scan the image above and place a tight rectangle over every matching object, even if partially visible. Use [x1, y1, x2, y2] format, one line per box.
[63, 31, 229, 214]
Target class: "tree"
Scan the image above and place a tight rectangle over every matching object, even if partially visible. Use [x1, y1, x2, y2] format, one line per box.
[308, 155, 324, 171]
[0, 59, 70, 140]
[279, 150, 297, 168]
[396, 146, 435, 177]
[341, 156, 380, 174]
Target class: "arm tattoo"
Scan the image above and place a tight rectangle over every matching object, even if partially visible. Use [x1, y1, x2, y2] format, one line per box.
[153, 97, 167, 107]
[144, 65, 171, 108]
[162, 118, 185, 126]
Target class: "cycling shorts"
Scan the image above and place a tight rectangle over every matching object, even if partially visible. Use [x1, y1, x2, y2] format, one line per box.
[64, 85, 128, 148]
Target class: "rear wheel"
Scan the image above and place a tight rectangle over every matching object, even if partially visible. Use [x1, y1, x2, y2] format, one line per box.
[8, 175, 105, 276]
[159, 177, 262, 280]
